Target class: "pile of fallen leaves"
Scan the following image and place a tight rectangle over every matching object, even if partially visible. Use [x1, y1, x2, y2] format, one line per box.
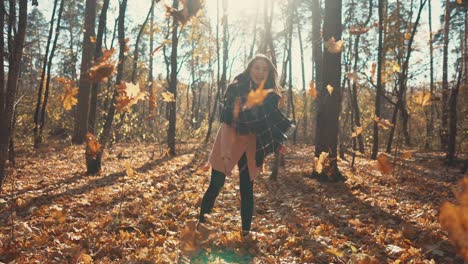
[0, 141, 465, 263]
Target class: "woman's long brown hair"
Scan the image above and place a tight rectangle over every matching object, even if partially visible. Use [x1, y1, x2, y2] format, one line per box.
[242, 54, 281, 94]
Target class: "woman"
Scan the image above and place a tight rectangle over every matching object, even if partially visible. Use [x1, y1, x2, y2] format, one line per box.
[198, 54, 294, 238]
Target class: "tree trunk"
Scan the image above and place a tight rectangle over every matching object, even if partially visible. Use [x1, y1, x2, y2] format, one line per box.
[248, 2, 260, 60]
[297, 19, 307, 141]
[312, 0, 343, 181]
[89, 0, 110, 134]
[205, 0, 221, 143]
[86, 0, 127, 175]
[286, 1, 296, 143]
[167, 0, 179, 156]
[425, 0, 434, 149]
[73, 0, 96, 144]
[38, 0, 64, 143]
[371, 0, 384, 160]
[0, 0, 27, 191]
[131, 1, 154, 84]
[351, 0, 372, 154]
[311, 0, 322, 146]
[385, 0, 427, 153]
[440, 0, 450, 150]
[33, 0, 58, 148]
[446, 56, 462, 165]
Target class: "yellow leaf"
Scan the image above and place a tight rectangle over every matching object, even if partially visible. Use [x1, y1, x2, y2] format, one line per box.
[115, 82, 147, 112]
[244, 80, 274, 109]
[324, 37, 344, 54]
[78, 253, 93, 264]
[125, 161, 134, 178]
[413, 92, 432, 106]
[351, 127, 363, 138]
[62, 86, 78, 111]
[86, 132, 102, 159]
[314, 152, 329, 174]
[326, 84, 334, 95]
[309, 81, 317, 99]
[162, 91, 176, 102]
[349, 25, 371, 35]
[377, 153, 393, 175]
[373, 116, 394, 130]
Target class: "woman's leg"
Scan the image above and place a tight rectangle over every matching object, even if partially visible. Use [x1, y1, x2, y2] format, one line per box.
[199, 168, 226, 223]
[238, 153, 254, 232]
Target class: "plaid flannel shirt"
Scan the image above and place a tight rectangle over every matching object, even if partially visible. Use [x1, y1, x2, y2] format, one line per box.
[220, 75, 295, 167]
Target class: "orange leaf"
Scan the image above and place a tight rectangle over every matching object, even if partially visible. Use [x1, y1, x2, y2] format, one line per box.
[180, 220, 199, 256]
[376, 153, 393, 175]
[88, 48, 116, 83]
[373, 116, 394, 130]
[244, 80, 273, 109]
[439, 176, 468, 260]
[401, 151, 413, 159]
[86, 132, 102, 159]
[324, 37, 344, 54]
[115, 82, 147, 112]
[370, 63, 377, 78]
[309, 81, 317, 99]
[349, 25, 371, 35]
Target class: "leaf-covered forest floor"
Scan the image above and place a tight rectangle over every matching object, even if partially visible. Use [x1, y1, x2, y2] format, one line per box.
[0, 140, 466, 263]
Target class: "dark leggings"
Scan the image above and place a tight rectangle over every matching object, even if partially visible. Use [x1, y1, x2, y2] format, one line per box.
[199, 153, 254, 231]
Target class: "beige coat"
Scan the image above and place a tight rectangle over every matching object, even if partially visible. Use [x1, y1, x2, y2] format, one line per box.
[209, 123, 258, 181]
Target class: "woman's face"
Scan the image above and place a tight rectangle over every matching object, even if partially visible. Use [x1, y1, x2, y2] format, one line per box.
[249, 59, 270, 85]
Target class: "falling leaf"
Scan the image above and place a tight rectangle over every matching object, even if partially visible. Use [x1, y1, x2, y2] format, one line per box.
[373, 116, 394, 130]
[324, 37, 344, 54]
[89, 36, 96, 43]
[370, 63, 377, 79]
[309, 81, 317, 99]
[390, 61, 401, 73]
[413, 92, 432, 106]
[86, 132, 102, 159]
[166, 0, 203, 25]
[346, 71, 360, 83]
[349, 25, 371, 35]
[180, 220, 199, 256]
[326, 84, 334, 95]
[58, 77, 77, 110]
[440, 177, 468, 255]
[377, 153, 393, 175]
[457, 0, 463, 4]
[404, 32, 412, 40]
[351, 127, 363, 138]
[162, 91, 176, 102]
[115, 82, 148, 112]
[244, 80, 274, 109]
[88, 48, 116, 83]
[151, 39, 172, 56]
